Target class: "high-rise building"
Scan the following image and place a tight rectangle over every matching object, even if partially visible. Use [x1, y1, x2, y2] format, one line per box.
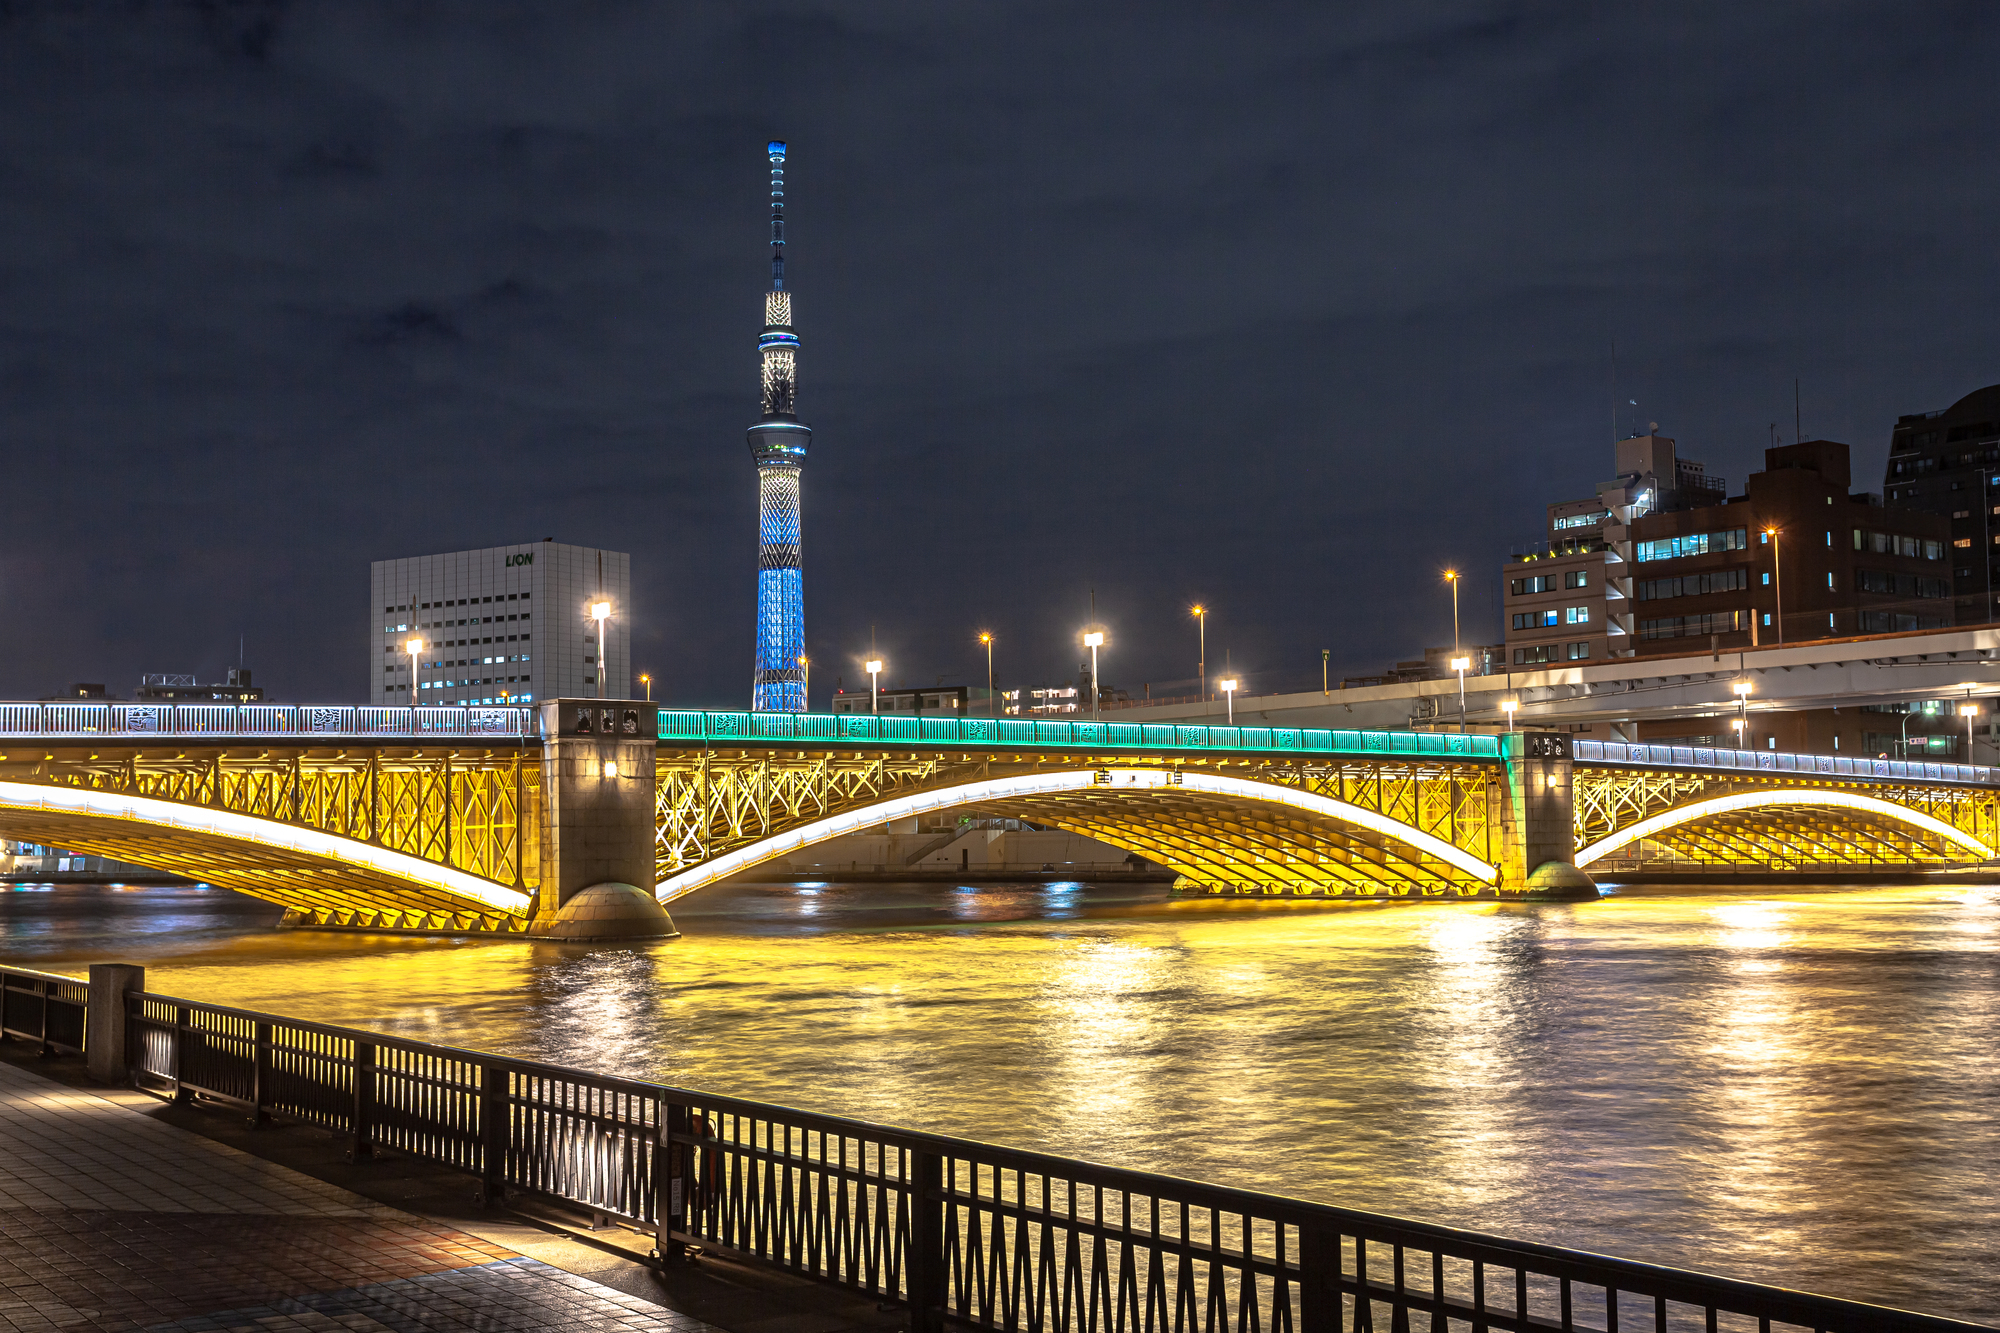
[369, 541, 629, 705]
[1881, 383, 2000, 625]
[748, 140, 810, 712]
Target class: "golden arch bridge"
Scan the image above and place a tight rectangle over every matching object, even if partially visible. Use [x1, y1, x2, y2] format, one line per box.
[0, 700, 1992, 936]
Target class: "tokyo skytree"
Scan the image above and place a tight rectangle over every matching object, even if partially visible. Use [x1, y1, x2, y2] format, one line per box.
[748, 140, 810, 712]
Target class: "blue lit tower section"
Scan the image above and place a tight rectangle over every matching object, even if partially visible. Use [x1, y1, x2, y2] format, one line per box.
[749, 140, 810, 712]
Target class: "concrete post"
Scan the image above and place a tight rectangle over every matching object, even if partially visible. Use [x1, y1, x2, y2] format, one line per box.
[86, 963, 145, 1084]
[532, 700, 677, 940]
[1498, 731, 1598, 899]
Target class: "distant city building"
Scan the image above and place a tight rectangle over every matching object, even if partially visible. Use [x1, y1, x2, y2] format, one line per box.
[134, 669, 263, 703]
[1880, 383, 2000, 625]
[1504, 436, 1950, 665]
[370, 540, 629, 705]
[1340, 645, 1502, 689]
[42, 683, 114, 701]
[831, 685, 970, 716]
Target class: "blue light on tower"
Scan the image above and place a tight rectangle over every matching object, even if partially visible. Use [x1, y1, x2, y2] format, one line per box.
[748, 139, 810, 712]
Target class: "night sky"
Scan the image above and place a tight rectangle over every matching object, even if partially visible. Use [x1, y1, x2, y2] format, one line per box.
[4, 3, 1997, 706]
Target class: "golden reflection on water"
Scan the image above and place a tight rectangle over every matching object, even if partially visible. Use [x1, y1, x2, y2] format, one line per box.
[2, 878, 1997, 1321]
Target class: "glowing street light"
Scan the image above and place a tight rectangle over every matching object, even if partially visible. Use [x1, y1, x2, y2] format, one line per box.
[1083, 630, 1105, 722]
[1190, 605, 1207, 704]
[797, 655, 809, 710]
[866, 658, 883, 714]
[590, 600, 612, 699]
[978, 632, 995, 717]
[1219, 677, 1239, 725]
[1731, 717, 1747, 746]
[1449, 654, 1471, 733]
[405, 638, 423, 709]
[1501, 698, 1518, 732]
[1962, 701, 1980, 757]
[639, 672, 652, 702]
[1764, 526, 1783, 645]
[1733, 678, 1752, 736]
[1443, 569, 1462, 657]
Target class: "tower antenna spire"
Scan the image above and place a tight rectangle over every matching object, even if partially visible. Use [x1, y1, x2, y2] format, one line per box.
[748, 140, 811, 711]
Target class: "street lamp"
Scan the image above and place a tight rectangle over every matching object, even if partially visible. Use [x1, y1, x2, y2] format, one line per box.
[639, 672, 652, 702]
[866, 658, 883, 714]
[1962, 701, 1980, 759]
[1443, 569, 1462, 658]
[1449, 655, 1471, 733]
[1732, 679, 1752, 742]
[590, 601, 611, 699]
[1219, 677, 1238, 725]
[1190, 605, 1207, 705]
[1763, 527, 1783, 645]
[1322, 648, 1330, 697]
[405, 638, 423, 710]
[797, 655, 809, 710]
[1731, 717, 1747, 747]
[1084, 630, 1105, 722]
[978, 632, 995, 717]
[1501, 699, 1518, 732]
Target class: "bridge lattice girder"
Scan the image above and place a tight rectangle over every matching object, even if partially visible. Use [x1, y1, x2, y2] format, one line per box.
[1573, 765, 2000, 870]
[0, 745, 538, 926]
[654, 748, 1499, 895]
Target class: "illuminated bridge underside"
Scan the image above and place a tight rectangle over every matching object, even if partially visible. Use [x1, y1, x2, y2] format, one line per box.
[1575, 772, 1998, 873]
[0, 748, 537, 930]
[655, 765, 1499, 901]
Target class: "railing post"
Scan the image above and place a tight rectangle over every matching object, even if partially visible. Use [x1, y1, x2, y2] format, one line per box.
[85, 963, 145, 1082]
[1299, 1222, 1338, 1333]
[478, 1062, 507, 1206]
[906, 1148, 945, 1333]
[349, 1040, 376, 1161]
[172, 1003, 192, 1102]
[247, 1020, 271, 1127]
[654, 1099, 688, 1266]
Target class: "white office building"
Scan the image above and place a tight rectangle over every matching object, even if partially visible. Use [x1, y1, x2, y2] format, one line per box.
[369, 541, 631, 706]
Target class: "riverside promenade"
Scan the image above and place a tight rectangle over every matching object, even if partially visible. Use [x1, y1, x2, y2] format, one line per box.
[0, 1054, 886, 1333]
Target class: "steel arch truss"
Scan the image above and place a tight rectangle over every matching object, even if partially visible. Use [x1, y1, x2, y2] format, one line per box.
[0, 745, 538, 927]
[651, 750, 1501, 899]
[1575, 767, 2000, 873]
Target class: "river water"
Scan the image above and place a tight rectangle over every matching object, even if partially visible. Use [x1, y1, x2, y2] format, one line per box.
[3, 878, 1996, 1322]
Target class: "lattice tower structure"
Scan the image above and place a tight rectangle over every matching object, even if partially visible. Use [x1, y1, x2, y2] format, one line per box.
[748, 140, 810, 712]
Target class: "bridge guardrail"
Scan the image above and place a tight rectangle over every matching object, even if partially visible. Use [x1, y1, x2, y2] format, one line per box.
[0, 964, 88, 1055]
[1576, 739, 1995, 786]
[80, 983, 1988, 1333]
[657, 709, 1507, 759]
[0, 702, 535, 739]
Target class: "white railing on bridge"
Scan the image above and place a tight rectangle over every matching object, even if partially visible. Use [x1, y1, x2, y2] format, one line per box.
[0, 703, 536, 739]
[1574, 739, 1996, 786]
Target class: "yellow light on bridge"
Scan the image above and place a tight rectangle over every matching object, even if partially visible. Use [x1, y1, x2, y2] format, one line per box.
[602, 761, 619, 778]
[1574, 788, 1990, 868]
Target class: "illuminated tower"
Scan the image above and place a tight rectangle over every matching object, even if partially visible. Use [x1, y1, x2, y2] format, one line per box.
[748, 139, 810, 711]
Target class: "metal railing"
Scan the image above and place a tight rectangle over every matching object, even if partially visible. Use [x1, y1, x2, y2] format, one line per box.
[83, 986, 1988, 1333]
[1574, 739, 1994, 787]
[0, 964, 87, 1055]
[657, 710, 1507, 760]
[0, 702, 536, 739]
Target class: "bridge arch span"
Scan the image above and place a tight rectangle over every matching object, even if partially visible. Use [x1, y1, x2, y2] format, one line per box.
[0, 780, 532, 927]
[654, 767, 1499, 901]
[1574, 787, 1991, 869]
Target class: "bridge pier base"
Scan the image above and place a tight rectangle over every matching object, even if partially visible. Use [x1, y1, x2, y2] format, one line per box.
[1499, 732, 1598, 900]
[530, 701, 678, 941]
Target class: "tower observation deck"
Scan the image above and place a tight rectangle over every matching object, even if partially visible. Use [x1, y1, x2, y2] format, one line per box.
[748, 140, 810, 712]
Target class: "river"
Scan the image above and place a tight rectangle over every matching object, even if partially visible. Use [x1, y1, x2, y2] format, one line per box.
[2, 878, 1996, 1322]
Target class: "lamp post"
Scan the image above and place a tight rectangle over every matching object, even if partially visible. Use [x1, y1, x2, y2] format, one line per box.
[1501, 699, 1518, 732]
[1084, 630, 1105, 722]
[1322, 648, 1330, 697]
[1764, 527, 1783, 645]
[979, 632, 995, 716]
[405, 638, 423, 709]
[1731, 717, 1747, 747]
[866, 658, 883, 714]
[1443, 569, 1461, 658]
[1901, 709, 1914, 760]
[590, 601, 611, 699]
[1219, 677, 1238, 725]
[797, 656, 809, 710]
[1733, 679, 1752, 748]
[1190, 605, 1207, 705]
[1962, 701, 1980, 760]
[639, 673, 652, 702]
[1449, 655, 1470, 733]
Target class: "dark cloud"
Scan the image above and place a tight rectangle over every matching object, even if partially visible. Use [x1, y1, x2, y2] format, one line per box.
[1, 1, 1996, 703]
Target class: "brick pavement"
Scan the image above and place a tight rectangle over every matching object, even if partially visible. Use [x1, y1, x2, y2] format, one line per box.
[0, 1059, 728, 1333]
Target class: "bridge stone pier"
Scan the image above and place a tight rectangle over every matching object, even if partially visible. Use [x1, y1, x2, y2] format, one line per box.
[530, 700, 678, 941]
[1498, 732, 1597, 898]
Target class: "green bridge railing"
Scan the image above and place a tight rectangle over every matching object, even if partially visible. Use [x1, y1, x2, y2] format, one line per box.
[655, 709, 1504, 759]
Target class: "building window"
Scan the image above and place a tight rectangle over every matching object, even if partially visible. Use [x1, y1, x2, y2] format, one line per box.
[1956, 538, 1973, 548]
[1636, 569, 1747, 601]
[1566, 642, 1591, 660]
[1639, 611, 1749, 640]
[1564, 570, 1589, 589]
[1514, 645, 1560, 665]
[1512, 610, 1560, 630]
[1635, 529, 1749, 562]
[1510, 575, 1555, 596]
[1563, 606, 1590, 624]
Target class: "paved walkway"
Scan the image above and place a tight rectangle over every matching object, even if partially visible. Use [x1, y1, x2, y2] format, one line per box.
[0, 1059, 727, 1333]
